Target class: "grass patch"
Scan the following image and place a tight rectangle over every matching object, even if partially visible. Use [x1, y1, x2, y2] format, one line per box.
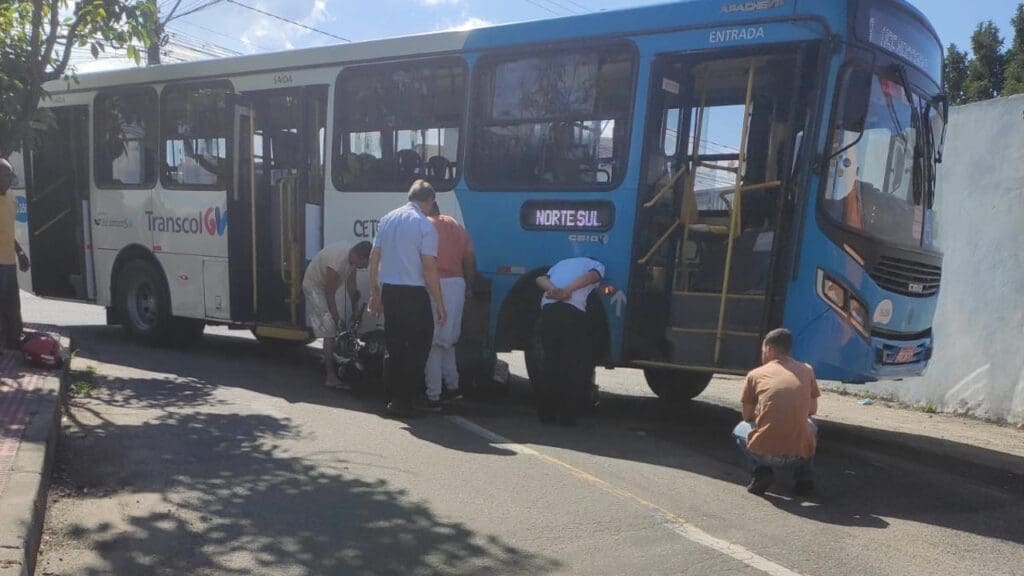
[70, 364, 99, 397]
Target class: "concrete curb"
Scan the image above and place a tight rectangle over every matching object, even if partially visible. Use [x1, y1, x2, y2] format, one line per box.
[817, 418, 1024, 490]
[0, 337, 71, 576]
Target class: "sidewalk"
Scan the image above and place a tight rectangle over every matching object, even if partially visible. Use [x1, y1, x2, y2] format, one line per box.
[0, 327, 68, 576]
[700, 377, 1024, 483]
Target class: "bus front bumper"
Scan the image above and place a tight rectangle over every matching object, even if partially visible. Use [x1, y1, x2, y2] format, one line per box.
[795, 311, 933, 384]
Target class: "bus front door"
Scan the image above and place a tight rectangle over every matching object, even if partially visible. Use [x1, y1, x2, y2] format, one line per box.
[231, 86, 328, 340]
[25, 105, 94, 301]
[630, 49, 815, 375]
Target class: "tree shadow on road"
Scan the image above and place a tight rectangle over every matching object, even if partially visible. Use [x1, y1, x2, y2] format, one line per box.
[450, 376, 1024, 544]
[63, 324, 1024, 549]
[45, 375, 560, 576]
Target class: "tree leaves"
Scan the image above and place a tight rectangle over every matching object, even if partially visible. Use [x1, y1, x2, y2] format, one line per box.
[942, 3, 1024, 103]
[0, 0, 156, 157]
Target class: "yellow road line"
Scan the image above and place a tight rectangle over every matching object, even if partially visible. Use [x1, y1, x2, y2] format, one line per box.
[447, 415, 809, 576]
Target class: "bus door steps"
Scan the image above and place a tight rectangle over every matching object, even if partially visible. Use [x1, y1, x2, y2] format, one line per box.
[665, 326, 761, 370]
[670, 291, 766, 333]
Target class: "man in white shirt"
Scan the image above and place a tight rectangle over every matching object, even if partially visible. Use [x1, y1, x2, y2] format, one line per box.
[534, 256, 606, 426]
[303, 241, 372, 389]
[368, 180, 446, 417]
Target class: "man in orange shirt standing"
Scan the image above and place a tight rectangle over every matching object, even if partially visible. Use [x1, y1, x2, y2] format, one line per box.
[423, 203, 476, 409]
[733, 328, 820, 497]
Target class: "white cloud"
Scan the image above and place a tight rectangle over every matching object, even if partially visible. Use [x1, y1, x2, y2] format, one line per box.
[446, 17, 493, 31]
[235, 0, 334, 53]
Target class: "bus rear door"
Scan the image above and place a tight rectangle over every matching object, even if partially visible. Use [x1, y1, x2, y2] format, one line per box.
[25, 105, 94, 301]
[231, 86, 328, 340]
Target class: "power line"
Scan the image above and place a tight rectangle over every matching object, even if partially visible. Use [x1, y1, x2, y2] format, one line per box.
[537, 0, 584, 15]
[170, 20, 276, 52]
[520, 0, 562, 17]
[173, 0, 226, 21]
[224, 0, 351, 43]
[560, 0, 590, 11]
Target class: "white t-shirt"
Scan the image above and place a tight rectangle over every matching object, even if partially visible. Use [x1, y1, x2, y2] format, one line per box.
[303, 241, 352, 291]
[541, 257, 606, 312]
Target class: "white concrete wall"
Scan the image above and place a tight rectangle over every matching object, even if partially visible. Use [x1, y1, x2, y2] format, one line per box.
[859, 94, 1024, 424]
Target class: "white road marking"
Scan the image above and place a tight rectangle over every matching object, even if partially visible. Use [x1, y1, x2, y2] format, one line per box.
[447, 415, 808, 576]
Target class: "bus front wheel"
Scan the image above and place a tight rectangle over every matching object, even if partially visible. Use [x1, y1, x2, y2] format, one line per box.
[117, 259, 175, 345]
[643, 368, 713, 402]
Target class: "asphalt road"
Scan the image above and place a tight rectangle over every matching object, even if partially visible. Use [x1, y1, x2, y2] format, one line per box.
[26, 294, 1024, 576]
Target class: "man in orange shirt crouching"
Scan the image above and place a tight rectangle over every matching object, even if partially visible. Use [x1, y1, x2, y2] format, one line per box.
[733, 328, 820, 497]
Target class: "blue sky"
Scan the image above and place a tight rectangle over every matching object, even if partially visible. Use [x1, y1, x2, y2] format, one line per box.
[79, 1, 1017, 70]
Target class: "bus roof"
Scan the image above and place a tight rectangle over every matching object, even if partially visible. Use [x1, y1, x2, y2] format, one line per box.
[43, 0, 935, 94]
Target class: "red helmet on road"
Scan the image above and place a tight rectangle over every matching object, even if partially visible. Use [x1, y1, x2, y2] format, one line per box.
[22, 333, 62, 369]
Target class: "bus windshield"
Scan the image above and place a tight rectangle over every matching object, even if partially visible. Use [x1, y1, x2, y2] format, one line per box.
[823, 67, 941, 249]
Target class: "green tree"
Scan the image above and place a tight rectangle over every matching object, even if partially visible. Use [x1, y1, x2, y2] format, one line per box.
[1003, 3, 1024, 96]
[0, 1, 155, 157]
[943, 43, 971, 105]
[964, 21, 1005, 102]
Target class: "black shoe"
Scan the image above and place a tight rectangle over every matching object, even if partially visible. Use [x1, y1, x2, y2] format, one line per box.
[793, 479, 815, 497]
[385, 401, 414, 418]
[557, 414, 578, 427]
[538, 411, 557, 425]
[746, 467, 774, 495]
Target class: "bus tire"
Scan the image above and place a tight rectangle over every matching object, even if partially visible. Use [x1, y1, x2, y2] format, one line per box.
[116, 259, 175, 346]
[643, 368, 713, 402]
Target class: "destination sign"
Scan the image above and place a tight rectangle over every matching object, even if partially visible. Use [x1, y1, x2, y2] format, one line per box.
[856, 1, 942, 80]
[520, 201, 615, 232]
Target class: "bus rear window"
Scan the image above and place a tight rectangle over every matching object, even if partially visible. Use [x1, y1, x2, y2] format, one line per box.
[95, 87, 158, 189]
[469, 45, 635, 190]
[333, 59, 466, 192]
[161, 82, 232, 190]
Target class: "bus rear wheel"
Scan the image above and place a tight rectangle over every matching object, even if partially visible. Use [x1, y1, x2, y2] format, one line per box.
[643, 368, 713, 402]
[117, 259, 175, 345]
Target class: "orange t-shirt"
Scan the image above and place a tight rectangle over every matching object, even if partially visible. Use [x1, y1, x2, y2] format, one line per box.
[432, 215, 472, 279]
[741, 357, 821, 459]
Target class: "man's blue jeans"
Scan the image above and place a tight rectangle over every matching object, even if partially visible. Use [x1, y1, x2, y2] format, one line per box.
[732, 420, 817, 482]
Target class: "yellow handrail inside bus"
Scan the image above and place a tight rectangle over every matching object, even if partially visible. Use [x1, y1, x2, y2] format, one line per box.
[714, 64, 757, 364]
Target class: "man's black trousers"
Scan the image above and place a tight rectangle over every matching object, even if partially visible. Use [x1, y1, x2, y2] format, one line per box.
[0, 264, 22, 349]
[382, 284, 433, 407]
[538, 302, 591, 423]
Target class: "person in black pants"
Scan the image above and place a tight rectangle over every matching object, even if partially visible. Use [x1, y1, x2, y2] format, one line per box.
[368, 180, 446, 417]
[535, 257, 605, 426]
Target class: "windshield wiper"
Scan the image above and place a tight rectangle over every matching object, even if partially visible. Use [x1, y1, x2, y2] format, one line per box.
[892, 65, 927, 207]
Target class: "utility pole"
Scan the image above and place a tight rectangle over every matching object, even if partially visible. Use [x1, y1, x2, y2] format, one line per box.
[146, 0, 174, 65]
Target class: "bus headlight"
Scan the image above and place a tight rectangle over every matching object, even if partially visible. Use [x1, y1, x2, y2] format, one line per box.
[849, 298, 868, 330]
[822, 276, 846, 308]
[817, 269, 869, 337]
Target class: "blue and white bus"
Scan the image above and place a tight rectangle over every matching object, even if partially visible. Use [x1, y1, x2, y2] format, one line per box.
[20, 0, 945, 398]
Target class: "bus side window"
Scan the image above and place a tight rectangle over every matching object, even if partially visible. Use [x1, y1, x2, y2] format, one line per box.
[333, 59, 466, 192]
[469, 45, 636, 190]
[161, 81, 233, 190]
[95, 87, 159, 189]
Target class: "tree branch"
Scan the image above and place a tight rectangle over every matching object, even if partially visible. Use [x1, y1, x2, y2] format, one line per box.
[41, 0, 62, 72]
[45, 17, 83, 82]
